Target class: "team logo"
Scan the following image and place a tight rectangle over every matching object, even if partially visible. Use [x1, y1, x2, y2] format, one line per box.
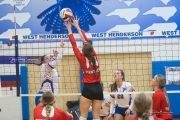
[37, 0, 102, 34]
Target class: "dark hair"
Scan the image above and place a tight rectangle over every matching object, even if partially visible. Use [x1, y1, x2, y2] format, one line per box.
[109, 69, 125, 92]
[82, 44, 97, 77]
[34, 55, 46, 66]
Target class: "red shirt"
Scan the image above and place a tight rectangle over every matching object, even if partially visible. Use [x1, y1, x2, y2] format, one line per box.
[152, 89, 172, 119]
[34, 106, 73, 120]
[133, 116, 164, 120]
[68, 31, 100, 83]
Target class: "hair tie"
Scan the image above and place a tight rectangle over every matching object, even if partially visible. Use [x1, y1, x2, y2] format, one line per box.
[160, 85, 165, 89]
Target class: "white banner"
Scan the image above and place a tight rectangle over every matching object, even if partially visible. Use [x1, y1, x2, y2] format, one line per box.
[165, 67, 180, 85]
[0, 30, 180, 42]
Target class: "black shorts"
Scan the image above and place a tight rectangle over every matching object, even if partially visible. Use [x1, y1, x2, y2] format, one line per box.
[81, 82, 103, 100]
[100, 116, 105, 119]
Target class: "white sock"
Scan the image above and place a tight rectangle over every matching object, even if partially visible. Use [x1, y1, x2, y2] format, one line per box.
[79, 116, 87, 120]
[93, 119, 100, 120]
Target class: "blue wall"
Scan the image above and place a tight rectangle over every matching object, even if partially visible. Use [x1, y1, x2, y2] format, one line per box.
[152, 60, 180, 78]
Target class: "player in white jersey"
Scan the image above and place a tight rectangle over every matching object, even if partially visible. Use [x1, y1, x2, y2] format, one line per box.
[107, 69, 135, 120]
[35, 40, 65, 106]
[89, 82, 114, 120]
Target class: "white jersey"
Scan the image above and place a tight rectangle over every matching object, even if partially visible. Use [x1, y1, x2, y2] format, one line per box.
[89, 92, 115, 116]
[40, 48, 64, 94]
[109, 81, 135, 114]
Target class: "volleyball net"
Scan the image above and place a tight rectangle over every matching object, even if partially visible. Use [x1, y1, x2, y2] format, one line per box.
[0, 31, 180, 119]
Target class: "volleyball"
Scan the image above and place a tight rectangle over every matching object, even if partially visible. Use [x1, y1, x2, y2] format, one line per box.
[60, 8, 73, 21]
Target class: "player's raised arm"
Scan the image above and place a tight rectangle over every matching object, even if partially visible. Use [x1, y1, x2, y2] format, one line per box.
[64, 20, 84, 62]
[48, 39, 64, 68]
[71, 16, 89, 44]
[71, 16, 97, 56]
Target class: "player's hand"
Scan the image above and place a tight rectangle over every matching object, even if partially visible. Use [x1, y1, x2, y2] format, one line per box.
[125, 108, 131, 115]
[64, 20, 72, 30]
[53, 50, 58, 57]
[60, 39, 65, 48]
[71, 16, 79, 27]
[107, 114, 112, 120]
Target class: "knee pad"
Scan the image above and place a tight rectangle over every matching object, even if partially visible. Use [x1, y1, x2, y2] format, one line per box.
[93, 119, 100, 120]
[79, 116, 87, 120]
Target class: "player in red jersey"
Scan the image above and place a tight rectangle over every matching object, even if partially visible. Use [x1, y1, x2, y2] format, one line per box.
[64, 17, 103, 120]
[34, 91, 73, 120]
[133, 93, 163, 120]
[151, 74, 172, 120]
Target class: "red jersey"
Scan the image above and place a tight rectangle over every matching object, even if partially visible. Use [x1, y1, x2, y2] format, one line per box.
[152, 89, 172, 119]
[34, 106, 73, 120]
[133, 116, 164, 120]
[68, 30, 100, 83]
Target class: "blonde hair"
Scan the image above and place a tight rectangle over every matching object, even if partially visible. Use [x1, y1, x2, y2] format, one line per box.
[41, 91, 56, 120]
[155, 74, 170, 106]
[133, 93, 152, 120]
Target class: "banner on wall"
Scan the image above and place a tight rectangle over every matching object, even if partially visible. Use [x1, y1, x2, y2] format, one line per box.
[0, 56, 41, 64]
[165, 67, 180, 85]
[0, 30, 180, 44]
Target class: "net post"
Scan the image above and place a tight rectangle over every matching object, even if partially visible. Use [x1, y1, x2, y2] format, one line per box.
[15, 35, 20, 97]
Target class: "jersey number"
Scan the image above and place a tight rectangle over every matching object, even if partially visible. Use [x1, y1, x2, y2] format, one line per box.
[117, 94, 124, 99]
[85, 57, 98, 68]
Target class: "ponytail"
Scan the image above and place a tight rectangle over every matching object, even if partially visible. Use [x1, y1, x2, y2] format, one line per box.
[162, 87, 170, 108]
[90, 53, 97, 77]
[141, 111, 149, 120]
[45, 104, 51, 120]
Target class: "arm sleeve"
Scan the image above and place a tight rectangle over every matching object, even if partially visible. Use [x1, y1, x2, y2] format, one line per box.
[78, 30, 89, 43]
[109, 95, 115, 114]
[68, 34, 84, 62]
[48, 48, 64, 69]
[128, 86, 136, 111]
[78, 30, 97, 56]
[129, 97, 134, 111]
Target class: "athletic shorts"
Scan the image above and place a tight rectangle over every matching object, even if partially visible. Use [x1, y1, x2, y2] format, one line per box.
[100, 116, 105, 119]
[114, 106, 133, 117]
[81, 82, 103, 100]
